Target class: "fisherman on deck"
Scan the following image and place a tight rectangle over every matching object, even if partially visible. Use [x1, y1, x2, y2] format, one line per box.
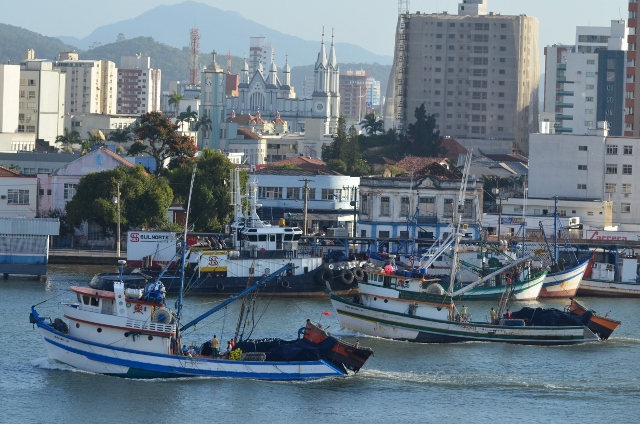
[460, 305, 468, 322]
[211, 335, 220, 358]
[490, 307, 497, 324]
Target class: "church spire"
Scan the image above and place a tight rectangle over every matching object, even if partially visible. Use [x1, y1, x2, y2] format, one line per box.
[328, 28, 337, 68]
[316, 27, 327, 69]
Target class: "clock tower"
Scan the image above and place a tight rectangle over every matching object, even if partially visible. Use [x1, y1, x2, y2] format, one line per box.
[311, 32, 339, 132]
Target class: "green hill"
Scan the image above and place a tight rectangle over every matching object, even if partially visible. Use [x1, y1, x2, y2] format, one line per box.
[0, 23, 76, 63]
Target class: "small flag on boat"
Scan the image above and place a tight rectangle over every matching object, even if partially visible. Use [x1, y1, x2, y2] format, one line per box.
[322, 311, 331, 316]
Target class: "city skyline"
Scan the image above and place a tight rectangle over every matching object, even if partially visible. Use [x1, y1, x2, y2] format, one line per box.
[1, 0, 628, 62]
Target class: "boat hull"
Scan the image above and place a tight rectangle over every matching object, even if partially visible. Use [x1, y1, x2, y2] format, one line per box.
[330, 294, 598, 345]
[577, 279, 640, 297]
[567, 299, 621, 340]
[35, 321, 345, 380]
[539, 259, 589, 298]
[457, 272, 545, 301]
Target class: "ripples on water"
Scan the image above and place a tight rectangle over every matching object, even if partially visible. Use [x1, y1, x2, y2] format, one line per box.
[3, 265, 639, 423]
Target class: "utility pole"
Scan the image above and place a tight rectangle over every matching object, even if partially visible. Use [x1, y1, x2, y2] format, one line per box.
[300, 179, 311, 235]
[116, 182, 121, 258]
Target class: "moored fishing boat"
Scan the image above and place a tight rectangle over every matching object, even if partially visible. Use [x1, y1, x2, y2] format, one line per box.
[578, 255, 640, 297]
[29, 167, 373, 380]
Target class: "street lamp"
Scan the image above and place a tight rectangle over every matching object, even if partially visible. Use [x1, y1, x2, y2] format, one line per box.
[492, 187, 502, 243]
[112, 182, 121, 258]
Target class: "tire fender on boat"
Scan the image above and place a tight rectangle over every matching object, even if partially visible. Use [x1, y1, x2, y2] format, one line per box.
[281, 280, 290, 289]
[340, 269, 355, 285]
[353, 267, 365, 281]
[216, 283, 224, 291]
[314, 268, 332, 285]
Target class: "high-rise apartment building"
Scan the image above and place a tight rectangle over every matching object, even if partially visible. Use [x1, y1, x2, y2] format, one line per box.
[55, 52, 117, 116]
[19, 50, 66, 143]
[0, 64, 19, 134]
[385, 0, 540, 154]
[339, 70, 368, 119]
[626, 0, 640, 136]
[117, 54, 161, 115]
[543, 21, 628, 136]
[249, 36, 274, 77]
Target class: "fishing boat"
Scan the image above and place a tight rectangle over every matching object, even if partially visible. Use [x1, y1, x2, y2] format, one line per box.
[329, 153, 611, 345]
[113, 168, 359, 297]
[578, 254, 640, 297]
[566, 298, 621, 340]
[29, 168, 373, 380]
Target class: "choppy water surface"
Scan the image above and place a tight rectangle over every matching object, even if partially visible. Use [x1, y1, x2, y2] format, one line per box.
[2, 264, 638, 423]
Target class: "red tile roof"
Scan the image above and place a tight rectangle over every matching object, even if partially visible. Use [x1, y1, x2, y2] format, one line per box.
[395, 156, 448, 172]
[440, 137, 468, 160]
[0, 165, 36, 178]
[98, 146, 136, 168]
[268, 156, 328, 171]
[236, 128, 261, 140]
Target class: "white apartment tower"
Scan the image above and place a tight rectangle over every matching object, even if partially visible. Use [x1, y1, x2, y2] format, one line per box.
[19, 50, 66, 143]
[55, 52, 117, 116]
[543, 21, 628, 136]
[0, 64, 20, 133]
[249, 36, 274, 77]
[385, 0, 540, 154]
[117, 54, 161, 114]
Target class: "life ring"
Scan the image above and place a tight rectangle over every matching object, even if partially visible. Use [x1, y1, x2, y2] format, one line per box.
[353, 267, 365, 281]
[315, 268, 334, 285]
[216, 283, 224, 291]
[259, 247, 266, 254]
[340, 269, 355, 285]
[328, 264, 334, 269]
[281, 280, 290, 289]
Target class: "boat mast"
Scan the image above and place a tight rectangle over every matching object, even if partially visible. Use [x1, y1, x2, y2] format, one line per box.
[176, 164, 197, 328]
[448, 151, 472, 295]
[553, 196, 558, 264]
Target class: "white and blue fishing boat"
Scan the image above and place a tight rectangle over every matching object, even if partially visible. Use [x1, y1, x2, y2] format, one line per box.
[29, 167, 373, 380]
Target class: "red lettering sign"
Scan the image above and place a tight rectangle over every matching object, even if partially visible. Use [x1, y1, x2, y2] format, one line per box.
[130, 232, 139, 242]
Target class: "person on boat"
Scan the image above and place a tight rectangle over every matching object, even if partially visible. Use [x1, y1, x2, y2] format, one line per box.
[460, 305, 468, 321]
[188, 346, 196, 357]
[513, 269, 520, 283]
[504, 309, 512, 319]
[211, 335, 220, 358]
[226, 340, 233, 354]
[182, 344, 189, 355]
[490, 307, 497, 324]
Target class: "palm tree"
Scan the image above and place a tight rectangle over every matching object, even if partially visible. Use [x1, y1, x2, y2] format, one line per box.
[108, 128, 132, 144]
[55, 127, 81, 151]
[359, 113, 384, 136]
[194, 111, 212, 138]
[167, 91, 183, 117]
[81, 130, 105, 154]
[176, 105, 198, 131]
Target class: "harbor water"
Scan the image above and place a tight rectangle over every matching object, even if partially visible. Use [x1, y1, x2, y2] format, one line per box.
[2, 264, 639, 423]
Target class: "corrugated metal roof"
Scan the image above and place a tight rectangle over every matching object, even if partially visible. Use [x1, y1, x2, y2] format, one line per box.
[0, 218, 59, 235]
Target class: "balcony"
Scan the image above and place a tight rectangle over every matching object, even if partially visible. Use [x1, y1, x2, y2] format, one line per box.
[555, 114, 573, 120]
[555, 102, 574, 108]
[556, 90, 574, 96]
[556, 63, 567, 71]
[556, 76, 567, 83]
[554, 126, 573, 133]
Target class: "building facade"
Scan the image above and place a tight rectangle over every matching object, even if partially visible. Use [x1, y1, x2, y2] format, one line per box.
[0, 166, 38, 218]
[0, 64, 19, 134]
[117, 54, 161, 115]
[529, 127, 640, 229]
[55, 52, 117, 116]
[385, 0, 540, 154]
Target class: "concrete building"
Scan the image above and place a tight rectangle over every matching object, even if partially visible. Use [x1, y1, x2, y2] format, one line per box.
[55, 52, 117, 116]
[543, 21, 628, 136]
[0, 64, 19, 134]
[340, 69, 368, 119]
[0, 165, 38, 218]
[625, 0, 640, 136]
[248, 36, 274, 76]
[19, 51, 66, 144]
[0, 151, 78, 175]
[385, 0, 540, 154]
[530, 124, 640, 229]
[117, 54, 161, 115]
[358, 164, 483, 242]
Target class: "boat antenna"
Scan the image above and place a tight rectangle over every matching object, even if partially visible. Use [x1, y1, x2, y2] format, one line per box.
[176, 164, 198, 327]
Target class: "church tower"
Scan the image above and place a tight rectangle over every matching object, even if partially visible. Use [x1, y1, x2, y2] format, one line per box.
[312, 32, 330, 121]
[199, 51, 225, 150]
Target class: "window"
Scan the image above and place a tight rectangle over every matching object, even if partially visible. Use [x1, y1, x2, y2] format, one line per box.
[586, 97, 594, 102]
[63, 183, 78, 200]
[321, 188, 341, 200]
[606, 164, 618, 174]
[621, 203, 631, 213]
[7, 190, 29, 205]
[418, 197, 436, 217]
[378, 230, 390, 238]
[586, 59, 596, 65]
[624, 145, 633, 155]
[286, 187, 301, 199]
[578, 165, 587, 170]
[586, 84, 595, 89]
[623, 164, 633, 175]
[360, 195, 369, 215]
[400, 197, 410, 216]
[380, 197, 390, 216]
[605, 183, 616, 193]
[444, 198, 454, 216]
[577, 184, 587, 190]
[259, 187, 283, 198]
[606, 145, 618, 155]
[623, 183, 632, 194]
[579, 146, 588, 151]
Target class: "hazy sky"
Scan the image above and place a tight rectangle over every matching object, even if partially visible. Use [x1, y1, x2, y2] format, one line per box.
[2, 0, 629, 57]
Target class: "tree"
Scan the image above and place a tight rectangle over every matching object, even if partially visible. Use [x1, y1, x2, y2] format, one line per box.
[168, 149, 234, 232]
[65, 165, 173, 237]
[116, 33, 125, 42]
[404, 103, 443, 157]
[167, 91, 183, 117]
[108, 128, 133, 144]
[176, 105, 197, 129]
[322, 116, 370, 176]
[359, 113, 384, 136]
[194, 111, 212, 139]
[81, 129, 105, 154]
[130, 111, 197, 176]
[55, 127, 81, 151]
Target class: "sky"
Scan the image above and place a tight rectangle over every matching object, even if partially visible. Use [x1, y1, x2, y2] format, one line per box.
[1, 0, 629, 60]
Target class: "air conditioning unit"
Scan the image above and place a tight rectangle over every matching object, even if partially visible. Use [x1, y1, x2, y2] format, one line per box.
[569, 217, 580, 226]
